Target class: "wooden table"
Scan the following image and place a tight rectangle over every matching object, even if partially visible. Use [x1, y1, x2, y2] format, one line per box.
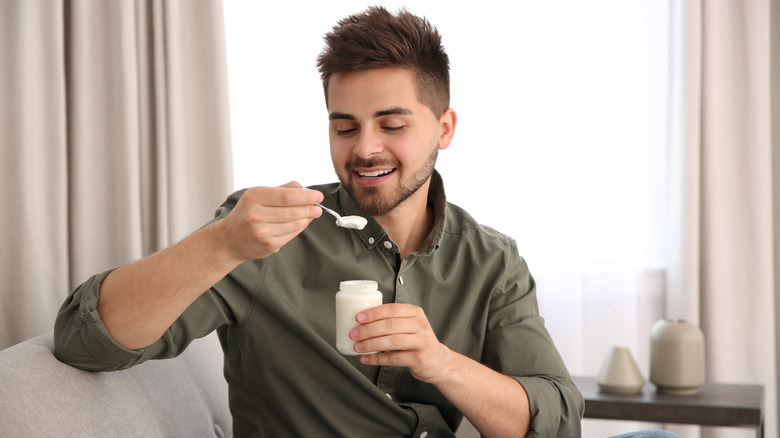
[573, 376, 764, 438]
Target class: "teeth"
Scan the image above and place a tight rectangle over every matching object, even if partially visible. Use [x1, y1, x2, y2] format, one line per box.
[359, 169, 393, 178]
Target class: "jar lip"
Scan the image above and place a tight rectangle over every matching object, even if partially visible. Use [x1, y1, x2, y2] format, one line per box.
[339, 280, 378, 292]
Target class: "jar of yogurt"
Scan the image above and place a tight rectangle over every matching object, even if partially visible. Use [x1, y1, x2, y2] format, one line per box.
[335, 280, 382, 355]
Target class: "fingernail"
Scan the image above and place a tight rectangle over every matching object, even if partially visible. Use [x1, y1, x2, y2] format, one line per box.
[356, 312, 366, 323]
[354, 342, 364, 352]
[349, 328, 359, 339]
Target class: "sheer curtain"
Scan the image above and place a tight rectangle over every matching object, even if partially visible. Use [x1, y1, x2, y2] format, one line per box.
[225, 1, 668, 436]
[669, 1, 778, 437]
[0, 0, 233, 349]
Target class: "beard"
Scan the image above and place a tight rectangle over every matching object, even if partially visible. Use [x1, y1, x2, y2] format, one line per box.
[338, 146, 439, 217]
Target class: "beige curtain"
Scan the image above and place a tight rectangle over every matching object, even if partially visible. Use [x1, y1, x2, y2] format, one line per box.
[0, 0, 233, 349]
[668, 0, 777, 437]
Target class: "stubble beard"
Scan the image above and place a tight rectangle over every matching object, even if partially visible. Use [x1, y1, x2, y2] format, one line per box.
[338, 146, 439, 217]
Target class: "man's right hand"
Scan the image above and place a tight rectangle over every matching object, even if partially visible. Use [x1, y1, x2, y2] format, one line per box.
[216, 182, 324, 262]
[97, 181, 323, 350]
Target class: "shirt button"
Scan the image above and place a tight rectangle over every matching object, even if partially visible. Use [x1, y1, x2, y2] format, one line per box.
[368, 237, 375, 244]
[383, 241, 393, 249]
[398, 276, 404, 286]
[385, 393, 392, 400]
[420, 432, 428, 438]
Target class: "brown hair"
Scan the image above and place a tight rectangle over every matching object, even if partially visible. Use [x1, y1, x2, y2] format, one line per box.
[316, 6, 450, 117]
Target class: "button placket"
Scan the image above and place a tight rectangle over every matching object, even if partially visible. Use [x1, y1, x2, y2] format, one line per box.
[375, 365, 403, 405]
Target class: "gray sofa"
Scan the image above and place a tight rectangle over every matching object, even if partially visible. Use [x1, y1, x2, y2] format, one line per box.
[0, 331, 232, 437]
[0, 331, 482, 437]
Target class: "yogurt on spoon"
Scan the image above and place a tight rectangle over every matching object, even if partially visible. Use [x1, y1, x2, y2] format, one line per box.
[318, 203, 368, 230]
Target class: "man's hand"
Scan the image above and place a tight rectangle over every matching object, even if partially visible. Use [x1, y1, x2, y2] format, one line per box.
[98, 181, 322, 351]
[350, 302, 531, 438]
[349, 303, 452, 383]
[217, 182, 323, 263]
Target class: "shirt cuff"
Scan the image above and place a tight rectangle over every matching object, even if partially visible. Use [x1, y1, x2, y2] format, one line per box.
[54, 270, 143, 371]
[514, 375, 581, 438]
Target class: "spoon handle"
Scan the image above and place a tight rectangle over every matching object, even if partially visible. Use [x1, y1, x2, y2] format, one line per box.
[317, 203, 341, 219]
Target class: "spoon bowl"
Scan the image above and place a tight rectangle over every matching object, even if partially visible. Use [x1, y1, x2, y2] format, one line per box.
[318, 203, 368, 230]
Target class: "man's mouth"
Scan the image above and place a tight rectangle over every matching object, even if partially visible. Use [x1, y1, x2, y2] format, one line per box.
[357, 169, 395, 179]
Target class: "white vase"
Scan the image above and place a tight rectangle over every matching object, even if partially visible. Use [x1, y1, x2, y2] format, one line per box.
[649, 319, 705, 395]
[596, 346, 645, 395]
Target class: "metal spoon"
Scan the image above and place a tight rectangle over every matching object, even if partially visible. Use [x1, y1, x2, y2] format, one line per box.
[318, 203, 368, 230]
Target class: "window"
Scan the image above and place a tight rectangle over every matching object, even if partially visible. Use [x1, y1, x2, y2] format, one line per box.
[225, 2, 669, 433]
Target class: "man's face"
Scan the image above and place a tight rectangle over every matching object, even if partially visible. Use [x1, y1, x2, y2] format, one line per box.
[327, 68, 452, 216]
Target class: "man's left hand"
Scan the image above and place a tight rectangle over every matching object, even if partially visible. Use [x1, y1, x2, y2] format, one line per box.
[349, 303, 452, 384]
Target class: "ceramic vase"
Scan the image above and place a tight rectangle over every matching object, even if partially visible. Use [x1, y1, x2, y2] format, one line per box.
[649, 319, 705, 395]
[596, 346, 645, 395]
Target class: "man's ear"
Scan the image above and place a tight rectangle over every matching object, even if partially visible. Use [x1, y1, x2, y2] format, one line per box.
[438, 108, 457, 150]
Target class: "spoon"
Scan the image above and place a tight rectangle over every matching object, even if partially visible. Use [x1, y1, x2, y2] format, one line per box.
[318, 203, 368, 230]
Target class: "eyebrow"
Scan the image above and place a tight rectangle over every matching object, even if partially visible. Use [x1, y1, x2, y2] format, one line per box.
[328, 107, 413, 121]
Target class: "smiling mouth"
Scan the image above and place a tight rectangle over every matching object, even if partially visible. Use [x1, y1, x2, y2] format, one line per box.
[356, 169, 395, 179]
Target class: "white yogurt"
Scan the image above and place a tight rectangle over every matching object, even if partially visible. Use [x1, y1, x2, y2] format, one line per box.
[335, 280, 382, 355]
[336, 216, 368, 230]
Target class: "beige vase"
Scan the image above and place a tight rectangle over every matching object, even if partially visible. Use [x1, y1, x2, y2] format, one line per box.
[649, 319, 705, 395]
[596, 346, 645, 395]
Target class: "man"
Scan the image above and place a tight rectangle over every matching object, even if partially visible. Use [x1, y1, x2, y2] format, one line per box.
[55, 6, 583, 437]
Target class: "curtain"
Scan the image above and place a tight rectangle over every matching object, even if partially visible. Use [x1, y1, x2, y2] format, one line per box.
[668, 0, 778, 437]
[0, 0, 233, 350]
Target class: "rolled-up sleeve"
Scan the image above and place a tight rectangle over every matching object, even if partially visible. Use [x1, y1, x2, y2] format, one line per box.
[54, 192, 249, 372]
[53, 270, 145, 371]
[54, 266, 242, 372]
[482, 245, 584, 437]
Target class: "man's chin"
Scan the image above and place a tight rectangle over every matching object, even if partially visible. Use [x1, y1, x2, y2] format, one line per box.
[353, 193, 396, 217]
[338, 184, 388, 216]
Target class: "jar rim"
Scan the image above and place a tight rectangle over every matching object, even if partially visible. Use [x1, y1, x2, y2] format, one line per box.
[339, 280, 378, 292]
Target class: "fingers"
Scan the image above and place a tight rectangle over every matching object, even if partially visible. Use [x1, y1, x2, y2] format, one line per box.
[356, 303, 419, 324]
[239, 185, 323, 222]
[245, 216, 316, 243]
[350, 303, 433, 352]
[349, 303, 447, 381]
[353, 333, 435, 356]
[243, 183, 323, 209]
[279, 181, 304, 189]
[246, 203, 322, 225]
[220, 183, 324, 261]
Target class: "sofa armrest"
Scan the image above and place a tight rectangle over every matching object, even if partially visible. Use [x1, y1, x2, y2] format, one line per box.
[0, 331, 232, 437]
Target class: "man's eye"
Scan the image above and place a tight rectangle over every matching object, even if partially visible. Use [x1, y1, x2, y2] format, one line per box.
[383, 126, 404, 132]
[336, 128, 357, 136]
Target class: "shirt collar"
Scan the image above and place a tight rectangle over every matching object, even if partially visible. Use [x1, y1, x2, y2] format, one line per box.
[419, 170, 446, 256]
[336, 170, 447, 256]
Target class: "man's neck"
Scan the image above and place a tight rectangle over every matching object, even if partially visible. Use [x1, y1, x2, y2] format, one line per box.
[375, 179, 433, 258]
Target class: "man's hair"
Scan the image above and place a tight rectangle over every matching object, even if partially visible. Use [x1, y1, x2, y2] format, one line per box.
[316, 6, 450, 117]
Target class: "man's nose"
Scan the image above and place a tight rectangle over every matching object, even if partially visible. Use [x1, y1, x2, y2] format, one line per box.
[353, 129, 384, 158]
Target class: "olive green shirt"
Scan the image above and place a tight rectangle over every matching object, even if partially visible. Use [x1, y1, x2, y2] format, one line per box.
[54, 171, 583, 437]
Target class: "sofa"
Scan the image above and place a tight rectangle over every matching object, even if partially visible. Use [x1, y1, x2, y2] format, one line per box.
[0, 331, 232, 437]
[0, 331, 483, 437]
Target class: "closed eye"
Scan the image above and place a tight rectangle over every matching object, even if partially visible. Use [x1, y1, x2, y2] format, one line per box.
[336, 128, 357, 136]
[383, 126, 404, 132]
